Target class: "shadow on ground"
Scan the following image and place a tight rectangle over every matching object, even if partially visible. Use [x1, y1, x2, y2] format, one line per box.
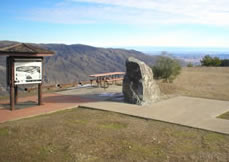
[0, 101, 38, 110]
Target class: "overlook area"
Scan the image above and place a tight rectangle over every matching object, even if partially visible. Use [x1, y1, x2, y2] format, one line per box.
[1, 0, 229, 161]
[1, 60, 229, 161]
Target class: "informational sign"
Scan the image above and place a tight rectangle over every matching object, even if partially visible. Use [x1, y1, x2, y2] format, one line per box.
[14, 59, 42, 85]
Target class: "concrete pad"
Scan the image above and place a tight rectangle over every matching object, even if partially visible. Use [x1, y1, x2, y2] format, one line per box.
[57, 85, 123, 101]
[79, 96, 229, 134]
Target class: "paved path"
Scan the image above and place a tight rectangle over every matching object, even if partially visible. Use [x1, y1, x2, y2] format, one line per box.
[1, 86, 229, 135]
[0, 93, 95, 123]
[79, 96, 229, 134]
[0, 86, 119, 123]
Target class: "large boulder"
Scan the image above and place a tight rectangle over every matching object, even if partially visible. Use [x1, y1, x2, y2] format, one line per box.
[122, 57, 160, 105]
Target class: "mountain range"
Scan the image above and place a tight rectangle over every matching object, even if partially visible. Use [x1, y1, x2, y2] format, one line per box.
[0, 41, 159, 95]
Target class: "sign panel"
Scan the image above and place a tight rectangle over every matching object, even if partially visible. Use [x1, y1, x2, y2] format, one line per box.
[14, 59, 42, 85]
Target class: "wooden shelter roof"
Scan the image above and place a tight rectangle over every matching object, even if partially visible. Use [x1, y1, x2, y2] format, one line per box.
[0, 43, 54, 56]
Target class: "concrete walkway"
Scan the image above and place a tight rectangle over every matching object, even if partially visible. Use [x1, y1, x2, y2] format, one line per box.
[1, 85, 229, 135]
[79, 96, 229, 134]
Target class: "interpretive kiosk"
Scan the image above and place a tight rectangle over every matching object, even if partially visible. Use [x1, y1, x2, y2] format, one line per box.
[0, 43, 54, 111]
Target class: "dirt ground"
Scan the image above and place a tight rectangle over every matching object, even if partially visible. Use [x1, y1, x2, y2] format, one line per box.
[158, 67, 229, 101]
[0, 108, 229, 162]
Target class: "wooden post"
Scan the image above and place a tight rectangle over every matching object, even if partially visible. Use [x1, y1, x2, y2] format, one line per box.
[10, 85, 15, 111]
[99, 77, 102, 87]
[112, 75, 114, 85]
[38, 57, 44, 105]
[38, 84, 42, 105]
[14, 85, 18, 104]
[10, 57, 15, 111]
[114, 75, 116, 85]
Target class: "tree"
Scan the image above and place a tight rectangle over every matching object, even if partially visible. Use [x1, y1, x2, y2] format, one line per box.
[200, 55, 221, 66]
[212, 57, 221, 66]
[200, 55, 212, 66]
[152, 56, 181, 83]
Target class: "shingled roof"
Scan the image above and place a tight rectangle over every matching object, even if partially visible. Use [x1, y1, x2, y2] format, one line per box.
[0, 43, 54, 56]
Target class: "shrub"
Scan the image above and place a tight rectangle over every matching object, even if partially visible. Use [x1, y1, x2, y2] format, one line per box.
[212, 57, 221, 66]
[187, 62, 193, 67]
[200, 55, 212, 66]
[200, 55, 221, 66]
[152, 56, 181, 83]
[221, 59, 229, 66]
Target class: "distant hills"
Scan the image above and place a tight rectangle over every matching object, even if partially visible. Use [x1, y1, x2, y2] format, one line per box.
[126, 46, 229, 55]
[0, 41, 159, 95]
[141, 47, 229, 65]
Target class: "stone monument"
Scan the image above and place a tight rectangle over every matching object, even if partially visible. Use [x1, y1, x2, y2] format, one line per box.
[122, 57, 160, 105]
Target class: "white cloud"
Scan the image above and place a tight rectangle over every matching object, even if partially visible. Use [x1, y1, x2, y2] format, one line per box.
[23, 0, 229, 26]
[66, 0, 229, 26]
[21, 0, 229, 47]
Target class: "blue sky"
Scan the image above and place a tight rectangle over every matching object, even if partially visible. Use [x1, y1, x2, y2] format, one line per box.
[1, 0, 229, 48]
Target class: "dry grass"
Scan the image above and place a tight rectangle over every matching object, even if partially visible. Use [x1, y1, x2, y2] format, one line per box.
[0, 108, 229, 162]
[218, 111, 229, 120]
[158, 67, 229, 101]
[1, 67, 229, 161]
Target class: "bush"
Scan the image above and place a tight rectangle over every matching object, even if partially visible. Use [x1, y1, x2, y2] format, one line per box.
[200, 55, 221, 66]
[221, 59, 229, 66]
[212, 57, 221, 66]
[187, 62, 193, 67]
[152, 56, 181, 83]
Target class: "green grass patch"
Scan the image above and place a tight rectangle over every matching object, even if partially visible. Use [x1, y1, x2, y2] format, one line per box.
[121, 140, 167, 160]
[67, 119, 89, 125]
[217, 111, 229, 120]
[39, 145, 55, 156]
[171, 129, 198, 138]
[0, 127, 9, 136]
[99, 121, 128, 129]
[201, 133, 228, 152]
[203, 133, 226, 143]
